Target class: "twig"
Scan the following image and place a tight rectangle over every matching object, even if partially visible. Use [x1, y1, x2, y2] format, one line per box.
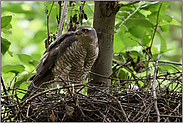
[152, 54, 161, 122]
[129, 36, 152, 58]
[88, 85, 129, 122]
[58, 76, 72, 96]
[12, 76, 17, 95]
[132, 105, 145, 121]
[118, 1, 140, 8]
[115, 1, 143, 32]
[158, 63, 181, 72]
[21, 84, 85, 106]
[142, 60, 182, 66]
[14, 84, 85, 120]
[1, 76, 8, 96]
[46, 1, 55, 48]
[164, 102, 181, 122]
[1, 94, 15, 98]
[1, 76, 16, 113]
[57, 1, 68, 37]
[26, 104, 30, 118]
[149, 3, 162, 49]
[89, 71, 109, 79]
[64, 5, 69, 33]
[79, 1, 86, 25]
[58, 1, 62, 24]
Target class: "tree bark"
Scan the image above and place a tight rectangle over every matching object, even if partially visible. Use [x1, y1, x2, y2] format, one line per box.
[88, 1, 119, 94]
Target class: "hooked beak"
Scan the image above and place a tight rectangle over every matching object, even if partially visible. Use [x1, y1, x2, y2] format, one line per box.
[75, 29, 80, 35]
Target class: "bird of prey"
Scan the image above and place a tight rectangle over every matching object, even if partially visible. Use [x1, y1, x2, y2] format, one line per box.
[22, 26, 99, 100]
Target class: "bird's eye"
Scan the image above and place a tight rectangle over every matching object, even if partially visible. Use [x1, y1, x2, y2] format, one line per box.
[82, 29, 88, 33]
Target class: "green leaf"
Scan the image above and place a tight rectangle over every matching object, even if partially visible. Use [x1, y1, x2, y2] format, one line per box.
[129, 26, 144, 39]
[17, 54, 33, 65]
[8, 50, 13, 57]
[129, 50, 143, 59]
[141, 1, 160, 13]
[1, 64, 25, 75]
[1, 16, 12, 29]
[1, 3, 36, 15]
[124, 18, 154, 29]
[117, 26, 139, 47]
[157, 32, 167, 53]
[1, 23, 12, 34]
[32, 31, 47, 43]
[160, 14, 172, 23]
[15, 73, 34, 88]
[29, 60, 39, 67]
[169, 19, 181, 26]
[118, 69, 128, 79]
[1, 37, 11, 55]
[114, 33, 124, 53]
[129, 26, 152, 45]
[159, 64, 178, 73]
[160, 25, 170, 32]
[147, 12, 172, 25]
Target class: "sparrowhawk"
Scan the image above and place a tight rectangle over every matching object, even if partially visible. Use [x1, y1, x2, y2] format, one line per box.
[22, 26, 99, 100]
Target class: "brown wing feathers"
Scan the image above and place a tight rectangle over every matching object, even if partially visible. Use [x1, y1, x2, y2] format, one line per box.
[22, 32, 77, 100]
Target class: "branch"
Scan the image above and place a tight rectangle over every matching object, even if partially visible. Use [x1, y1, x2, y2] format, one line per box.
[22, 84, 84, 106]
[149, 3, 162, 49]
[142, 60, 182, 66]
[64, 5, 69, 33]
[57, 1, 68, 37]
[14, 83, 85, 120]
[1, 77, 8, 96]
[115, 1, 143, 32]
[88, 85, 129, 122]
[46, 1, 55, 48]
[129, 36, 152, 59]
[152, 54, 161, 122]
[164, 102, 181, 122]
[79, 1, 86, 25]
[118, 1, 140, 8]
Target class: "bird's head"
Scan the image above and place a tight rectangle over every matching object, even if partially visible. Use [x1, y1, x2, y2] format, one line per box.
[75, 26, 98, 42]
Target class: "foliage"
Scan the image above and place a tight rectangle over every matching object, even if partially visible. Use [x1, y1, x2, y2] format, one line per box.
[1, 1, 182, 94]
[1, 1, 182, 122]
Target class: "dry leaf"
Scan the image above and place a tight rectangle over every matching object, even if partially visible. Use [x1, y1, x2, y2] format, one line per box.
[65, 105, 74, 117]
[50, 110, 57, 122]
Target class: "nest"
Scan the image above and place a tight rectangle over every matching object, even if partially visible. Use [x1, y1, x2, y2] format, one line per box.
[1, 70, 182, 122]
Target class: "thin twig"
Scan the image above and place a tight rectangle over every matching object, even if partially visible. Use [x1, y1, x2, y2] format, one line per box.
[21, 84, 85, 106]
[149, 3, 162, 49]
[88, 85, 129, 122]
[164, 102, 181, 122]
[115, 1, 143, 32]
[79, 1, 86, 25]
[118, 1, 140, 8]
[152, 54, 161, 122]
[142, 60, 182, 66]
[1, 77, 8, 96]
[46, 1, 55, 48]
[57, 1, 68, 37]
[14, 84, 84, 120]
[129, 36, 152, 58]
[64, 5, 69, 33]
[58, 1, 62, 24]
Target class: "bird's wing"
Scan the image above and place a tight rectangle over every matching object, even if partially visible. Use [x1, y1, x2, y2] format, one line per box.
[28, 31, 77, 87]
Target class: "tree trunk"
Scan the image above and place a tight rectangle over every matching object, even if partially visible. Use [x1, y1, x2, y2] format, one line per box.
[88, 1, 119, 94]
